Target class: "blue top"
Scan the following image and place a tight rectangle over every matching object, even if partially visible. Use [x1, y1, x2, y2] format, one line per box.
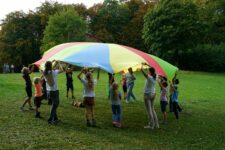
[172, 89, 178, 102]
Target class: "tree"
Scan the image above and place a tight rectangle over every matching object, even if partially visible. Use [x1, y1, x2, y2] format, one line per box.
[89, 0, 131, 43]
[41, 9, 87, 52]
[0, 11, 41, 68]
[143, 0, 204, 66]
[122, 0, 155, 51]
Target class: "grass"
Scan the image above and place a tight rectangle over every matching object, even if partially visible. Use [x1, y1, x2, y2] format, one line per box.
[0, 71, 225, 149]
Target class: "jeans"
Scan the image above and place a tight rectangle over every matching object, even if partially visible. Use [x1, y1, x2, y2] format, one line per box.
[127, 82, 136, 101]
[48, 90, 59, 122]
[111, 105, 121, 123]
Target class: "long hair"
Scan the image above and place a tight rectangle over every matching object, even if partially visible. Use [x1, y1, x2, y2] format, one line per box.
[44, 61, 52, 75]
[149, 67, 156, 80]
[112, 82, 119, 98]
[21, 67, 29, 75]
[86, 72, 94, 90]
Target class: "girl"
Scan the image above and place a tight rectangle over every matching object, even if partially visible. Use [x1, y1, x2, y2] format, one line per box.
[141, 63, 159, 129]
[158, 78, 168, 124]
[33, 77, 43, 118]
[43, 61, 64, 124]
[20, 64, 34, 110]
[125, 67, 136, 103]
[77, 68, 100, 127]
[110, 82, 122, 128]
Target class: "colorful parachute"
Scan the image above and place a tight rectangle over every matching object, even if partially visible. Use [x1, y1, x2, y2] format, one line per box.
[34, 42, 178, 80]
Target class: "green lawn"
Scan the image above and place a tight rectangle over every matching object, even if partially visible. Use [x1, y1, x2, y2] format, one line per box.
[0, 71, 225, 149]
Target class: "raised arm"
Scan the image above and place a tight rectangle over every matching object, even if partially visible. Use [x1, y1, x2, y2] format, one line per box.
[96, 68, 100, 80]
[77, 69, 84, 80]
[28, 64, 35, 74]
[52, 61, 64, 73]
[57, 61, 64, 73]
[158, 80, 163, 89]
[141, 63, 148, 78]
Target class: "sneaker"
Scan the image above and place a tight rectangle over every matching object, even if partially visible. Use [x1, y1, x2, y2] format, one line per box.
[144, 125, 154, 129]
[86, 120, 91, 127]
[126, 100, 129, 103]
[29, 107, 34, 110]
[54, 119, 61, 124]
[112, 121, 117, 127]
[20, 106, 24, 111]
[116, 123, 122, 128]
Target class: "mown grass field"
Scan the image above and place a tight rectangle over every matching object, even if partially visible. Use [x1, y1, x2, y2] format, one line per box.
[0, 71, 225, 149]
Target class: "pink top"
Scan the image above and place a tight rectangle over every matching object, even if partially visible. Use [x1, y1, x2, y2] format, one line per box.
[160, 87, 168, 102]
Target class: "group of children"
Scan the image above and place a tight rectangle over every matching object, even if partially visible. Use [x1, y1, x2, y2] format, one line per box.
[158, 75, 182, 125]
[20, 62, 182, 128]
[20, 64, 47, 118]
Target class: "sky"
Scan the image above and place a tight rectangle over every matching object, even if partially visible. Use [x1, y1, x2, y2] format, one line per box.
[0, 0, 104, 21]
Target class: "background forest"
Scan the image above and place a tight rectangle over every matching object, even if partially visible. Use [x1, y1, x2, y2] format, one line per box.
[0, 0, 224, 72]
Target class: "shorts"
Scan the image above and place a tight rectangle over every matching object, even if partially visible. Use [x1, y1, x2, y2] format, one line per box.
[26, 86, 32, 98]
[123, 85, 127, 92]
[67, 84, 74, 91]
[34, 96, 42, 108]
[160, 101, 168, 112]
[83, 97, 95, 107]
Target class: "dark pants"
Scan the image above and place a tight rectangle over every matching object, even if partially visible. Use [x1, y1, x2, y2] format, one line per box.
[48, 90, 59, 122]
[173, 101, 182, 119]
[169, 95, 173, 112]
[111, 105, 121, 123]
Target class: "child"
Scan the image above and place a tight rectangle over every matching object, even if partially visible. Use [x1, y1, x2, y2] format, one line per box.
[77, 68, 100, 127]
[33, 77, 43, 118]
[170, 79, 182, 119]
[108, 73, 115, 99]
[43, 61, 64, 124]
[125, 67, 136, 103]
[122, 72, 127, 100]
[41, 75, 47, 100]
[66, 66, 75, 99]
[20, 64, 34, 110]
[158, 77, 168, 124]
[110, 82, 122, 128]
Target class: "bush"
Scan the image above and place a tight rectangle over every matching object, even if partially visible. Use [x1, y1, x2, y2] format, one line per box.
[179, 43, 225, 72]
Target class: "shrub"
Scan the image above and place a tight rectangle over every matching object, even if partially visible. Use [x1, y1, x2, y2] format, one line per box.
[179, 43, 225, 72]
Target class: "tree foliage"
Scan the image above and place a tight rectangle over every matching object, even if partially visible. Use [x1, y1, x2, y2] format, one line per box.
[143, 0, 204, 65]
[0, 0, 225, 72]
[41, 9, 87, 52]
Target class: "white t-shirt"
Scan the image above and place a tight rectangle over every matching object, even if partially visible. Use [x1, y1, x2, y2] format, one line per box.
[80, 78, 97, 97]
[45, 70, 59, 91]
[144, 75, 156, 94]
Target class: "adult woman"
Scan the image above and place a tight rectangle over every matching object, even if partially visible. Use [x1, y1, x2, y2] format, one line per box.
[141, 63, 159, 129]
